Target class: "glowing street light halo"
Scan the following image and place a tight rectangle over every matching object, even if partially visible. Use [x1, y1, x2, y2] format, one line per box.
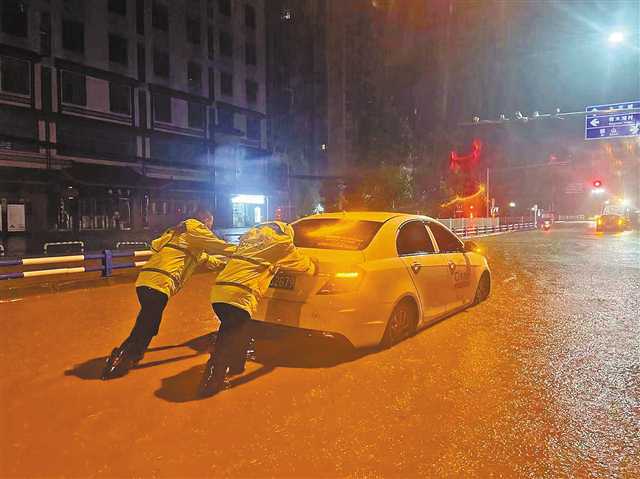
[608, 31, 624, 45]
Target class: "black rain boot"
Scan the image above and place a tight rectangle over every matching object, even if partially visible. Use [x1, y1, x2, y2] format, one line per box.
[101, 341, 144, 380]
[198, 355, 228, 397]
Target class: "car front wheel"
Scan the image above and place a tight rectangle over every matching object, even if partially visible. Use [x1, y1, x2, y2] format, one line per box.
[474, 273, 491, 305]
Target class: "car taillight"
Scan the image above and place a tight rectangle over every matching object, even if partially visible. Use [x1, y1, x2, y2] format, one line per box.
[317, 269, 364, 295]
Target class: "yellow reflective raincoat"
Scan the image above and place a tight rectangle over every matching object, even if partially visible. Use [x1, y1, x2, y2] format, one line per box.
[210, 221, 317, 316]
[136, 219, 236, 297]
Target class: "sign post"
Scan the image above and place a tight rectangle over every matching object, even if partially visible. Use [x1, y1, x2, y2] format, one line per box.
[585, 101, 640, 140]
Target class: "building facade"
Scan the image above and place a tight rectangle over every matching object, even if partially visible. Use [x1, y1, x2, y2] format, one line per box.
[265, 0, 328, 219]
[0, 0, 281, 256]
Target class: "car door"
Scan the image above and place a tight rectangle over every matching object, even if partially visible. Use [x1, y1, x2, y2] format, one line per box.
[426, 221, 474, 309]
[396, 220, 448, 322]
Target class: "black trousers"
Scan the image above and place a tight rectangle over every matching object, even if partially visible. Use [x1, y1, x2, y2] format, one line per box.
[122, 286, 169, 354]
[212, 303, 251, 373]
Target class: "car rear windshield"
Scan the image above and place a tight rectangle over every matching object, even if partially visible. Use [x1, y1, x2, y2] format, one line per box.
[292, 218, 383, 251]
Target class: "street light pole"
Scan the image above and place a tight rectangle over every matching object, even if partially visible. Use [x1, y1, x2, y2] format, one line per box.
[486, 167, 490, 217]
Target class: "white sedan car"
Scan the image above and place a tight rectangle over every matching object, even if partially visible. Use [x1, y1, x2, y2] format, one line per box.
[254, 212, 491, 348]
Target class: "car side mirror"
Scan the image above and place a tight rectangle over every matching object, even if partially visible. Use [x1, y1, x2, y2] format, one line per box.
[464, 240, 480, 253]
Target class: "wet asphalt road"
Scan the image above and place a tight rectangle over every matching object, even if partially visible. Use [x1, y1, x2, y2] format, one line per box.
[1, 222, 639, 478]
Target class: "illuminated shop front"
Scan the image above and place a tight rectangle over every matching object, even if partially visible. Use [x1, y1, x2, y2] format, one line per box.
[231, 194, 267, 227]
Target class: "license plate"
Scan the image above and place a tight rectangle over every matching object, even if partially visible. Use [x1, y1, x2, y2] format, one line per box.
[270, 272, 296, 290]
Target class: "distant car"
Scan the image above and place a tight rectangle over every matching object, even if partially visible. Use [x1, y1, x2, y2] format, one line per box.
[596, 214, 628, 232]
[541, 219, 552, 231]
[254, 212, 491, 348]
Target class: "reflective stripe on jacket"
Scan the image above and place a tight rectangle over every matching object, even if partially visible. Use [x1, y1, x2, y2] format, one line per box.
[210, 221, 316, 316]
[136, 219, 236, 297]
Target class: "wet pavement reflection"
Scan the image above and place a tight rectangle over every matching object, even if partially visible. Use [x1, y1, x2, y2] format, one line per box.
[0, 222, 638, 477]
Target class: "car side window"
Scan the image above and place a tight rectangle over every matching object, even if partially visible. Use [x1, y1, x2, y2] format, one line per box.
[396, 221, 435, 256]
[427, 222, 464, 253]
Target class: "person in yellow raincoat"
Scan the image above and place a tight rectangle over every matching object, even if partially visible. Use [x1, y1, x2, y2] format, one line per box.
[199, 221, 318, 396]
[101, 209, 236, 379]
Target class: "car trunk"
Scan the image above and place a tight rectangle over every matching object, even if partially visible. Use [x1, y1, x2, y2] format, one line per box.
[263, 248, 365, 302]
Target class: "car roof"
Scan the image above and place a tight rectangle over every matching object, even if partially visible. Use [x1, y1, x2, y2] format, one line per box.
[295, 211, 435, 223]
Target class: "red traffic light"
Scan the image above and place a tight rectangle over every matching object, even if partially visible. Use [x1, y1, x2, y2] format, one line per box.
[592, 180, 602, 188]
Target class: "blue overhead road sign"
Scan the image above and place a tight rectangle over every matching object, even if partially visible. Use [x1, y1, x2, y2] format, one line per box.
[585, 100, 640, 140]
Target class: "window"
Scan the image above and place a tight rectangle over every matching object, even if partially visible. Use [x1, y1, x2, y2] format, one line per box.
[186, 17, 200, 44]
[246, 80, 258, 104]
[62, 20, 85, 53]
[136, 0, 145, 34]
[137, 43, 145, 81]
[1, 57, 30, 95]
[245, 43, 256, 66]
[153, 49, 170, 77]
[152, 0, 168, 31]
[244, 4, 255, 28]
[108, 0, 126, 15]
[63, 0, 84, 15]
[220, 71, 233, 96]
[40, 12, 51, 56]
[293, 219, 382, 251]
[247, 117, 260, 140]
[208, 68, 215, 100]
[218, 0, 231, 16]
[109, 83, 131, 115]
[188, 101, 204, 129]
[61, 70, 86, 105]
[109, 34, 128, 65]
[138, 90, 147, 127]
[1, 0, 28, 37]
[427, 222, 464, 253]
[153, 93, 171, 122]
[207, 26, 215, 59]
[187, 61, 201, 92]
[219, 31, 232, 57]
[217, 106, 233, 130]
[396, 221, 434, 256]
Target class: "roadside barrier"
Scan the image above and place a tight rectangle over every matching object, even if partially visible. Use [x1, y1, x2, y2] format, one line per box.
[453, 221, 535, 237]
[0, 249, 151, 281]
[116, 241, 149, 250]
[43, 241, 84, 255]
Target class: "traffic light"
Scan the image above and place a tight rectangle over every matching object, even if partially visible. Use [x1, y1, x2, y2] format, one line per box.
[592, 179, 602, 188]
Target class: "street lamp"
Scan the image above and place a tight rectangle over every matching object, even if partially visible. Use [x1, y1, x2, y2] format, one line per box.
[509, 201, 516, 208]
[608, 31, 624, 45]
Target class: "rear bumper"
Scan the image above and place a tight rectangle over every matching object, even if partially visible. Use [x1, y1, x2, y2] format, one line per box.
[247, 320, 355, 348]
[253, 296, 393, 348]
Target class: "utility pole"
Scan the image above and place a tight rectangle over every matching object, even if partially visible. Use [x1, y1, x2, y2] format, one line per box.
[486, 167, 490, 217]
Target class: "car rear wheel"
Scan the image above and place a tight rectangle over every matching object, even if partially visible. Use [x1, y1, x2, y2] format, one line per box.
[474, 273, 491, 305]
[380, 299, 418, 348]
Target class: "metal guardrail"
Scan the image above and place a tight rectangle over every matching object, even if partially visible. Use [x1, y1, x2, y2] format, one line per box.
[0, 249, 151, 281]
[43, 241, 84, 255]
[116, 241, 150, 250]
[453, 221, 536, 237]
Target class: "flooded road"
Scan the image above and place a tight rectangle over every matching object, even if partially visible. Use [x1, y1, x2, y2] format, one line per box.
[1, 223, 639, 477]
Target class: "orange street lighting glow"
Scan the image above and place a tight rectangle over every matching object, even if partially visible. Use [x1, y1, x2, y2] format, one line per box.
[440, 185, 486, 208]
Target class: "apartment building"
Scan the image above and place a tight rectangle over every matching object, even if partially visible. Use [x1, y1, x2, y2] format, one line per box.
[0, 0, 280, 255]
